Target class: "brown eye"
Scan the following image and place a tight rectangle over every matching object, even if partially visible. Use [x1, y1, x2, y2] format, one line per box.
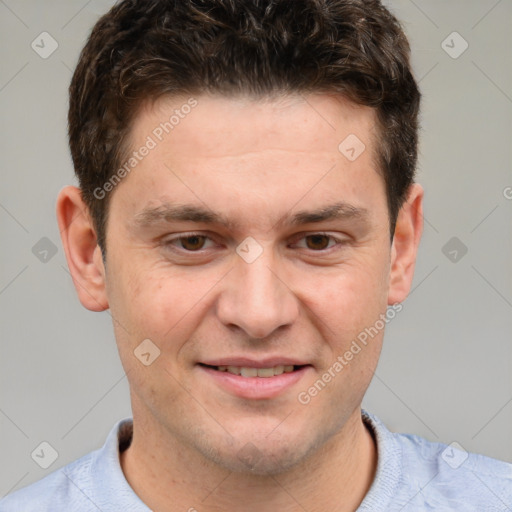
[180, 235, 207, 251]
[304, 234, 331, 250]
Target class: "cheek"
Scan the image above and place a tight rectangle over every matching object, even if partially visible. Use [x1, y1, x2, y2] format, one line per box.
[303, 258, 389, 338]
[112, 266, 220, 355]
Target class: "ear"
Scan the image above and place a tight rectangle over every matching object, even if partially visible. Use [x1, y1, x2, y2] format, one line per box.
[56, 186, 109, 311]
[387, 183, 424, 305]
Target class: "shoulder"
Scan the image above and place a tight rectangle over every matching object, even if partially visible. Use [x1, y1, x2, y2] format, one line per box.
[361, 411, 512, 511]
[399, 431, 512, 506]
[0, 451, 97, 511]
[0, 418, 144, 512]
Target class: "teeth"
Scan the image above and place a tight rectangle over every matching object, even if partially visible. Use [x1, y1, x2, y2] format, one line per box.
[215, 364, 296, 377]
[257, 367, 274, 377]
[241, 367, 258, 377]
[273, 365, 284, 375]
[227, 365, 241, 375]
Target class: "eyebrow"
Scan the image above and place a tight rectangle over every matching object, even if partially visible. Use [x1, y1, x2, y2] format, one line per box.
[132, 201, 369, 230]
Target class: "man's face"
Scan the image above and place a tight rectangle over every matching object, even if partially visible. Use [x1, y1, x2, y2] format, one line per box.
[103, 93, 395, 473]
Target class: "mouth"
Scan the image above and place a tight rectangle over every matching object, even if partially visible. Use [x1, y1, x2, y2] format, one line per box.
[197, 361, 312, 399]
[199, 363, 304, 378]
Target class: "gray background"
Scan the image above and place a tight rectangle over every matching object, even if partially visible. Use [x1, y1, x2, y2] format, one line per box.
[1, 0, 511, 497]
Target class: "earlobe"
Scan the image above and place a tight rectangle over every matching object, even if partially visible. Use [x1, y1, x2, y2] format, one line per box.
[387, 183, 424, 305]
[56, 186, 109, 312]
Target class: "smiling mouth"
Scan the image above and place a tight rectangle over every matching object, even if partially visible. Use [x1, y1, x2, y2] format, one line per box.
[199, 363, 306, 378]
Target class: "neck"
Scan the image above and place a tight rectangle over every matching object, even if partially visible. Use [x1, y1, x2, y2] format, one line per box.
[120, 407, 377, 512]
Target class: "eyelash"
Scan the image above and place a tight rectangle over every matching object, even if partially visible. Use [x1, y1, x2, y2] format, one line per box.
[163, 232, 347, 254]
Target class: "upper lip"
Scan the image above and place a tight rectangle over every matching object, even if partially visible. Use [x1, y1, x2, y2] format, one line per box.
[199, 357, 310, 368]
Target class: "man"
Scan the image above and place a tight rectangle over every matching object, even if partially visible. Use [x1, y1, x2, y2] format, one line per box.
[1, 0, 511, 510]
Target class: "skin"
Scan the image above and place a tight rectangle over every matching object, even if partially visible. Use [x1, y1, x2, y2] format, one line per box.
[57, 93, 423, 511]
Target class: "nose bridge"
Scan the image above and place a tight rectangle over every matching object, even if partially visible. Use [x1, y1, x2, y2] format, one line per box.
[217, 244, 298, 339]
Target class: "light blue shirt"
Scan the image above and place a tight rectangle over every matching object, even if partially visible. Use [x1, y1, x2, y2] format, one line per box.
[2, 410, 511, 511]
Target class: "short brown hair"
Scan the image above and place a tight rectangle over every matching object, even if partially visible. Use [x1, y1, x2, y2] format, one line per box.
[68, 0, 420, 254]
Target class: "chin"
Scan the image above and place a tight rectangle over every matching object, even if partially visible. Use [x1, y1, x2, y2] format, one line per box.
[192, 424, 326, 476]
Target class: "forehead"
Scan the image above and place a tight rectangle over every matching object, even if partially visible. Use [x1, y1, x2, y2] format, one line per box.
[112, 92, 387, 234]
[133, 92, 378, 159]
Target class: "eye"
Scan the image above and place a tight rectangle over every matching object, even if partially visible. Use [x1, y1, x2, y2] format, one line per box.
[165, 233, 216, 252]
[292, 233, 345, 251]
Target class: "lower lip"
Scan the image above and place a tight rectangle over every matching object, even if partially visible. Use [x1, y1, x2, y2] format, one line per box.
[198, 365, 311, 400]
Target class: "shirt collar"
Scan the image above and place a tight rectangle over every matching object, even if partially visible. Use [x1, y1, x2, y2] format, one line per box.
[358, 409, 403, 511]
[88, 417, 149, 511]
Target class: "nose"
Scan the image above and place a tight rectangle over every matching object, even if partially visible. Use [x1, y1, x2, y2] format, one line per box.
[216, 248, 299, 339]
